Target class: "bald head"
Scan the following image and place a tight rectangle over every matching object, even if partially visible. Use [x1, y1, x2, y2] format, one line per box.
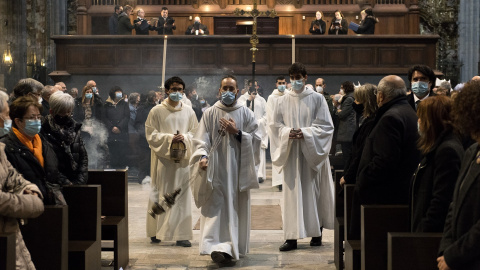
[472, 76, 480, 81]
[377, 75, 407, 105]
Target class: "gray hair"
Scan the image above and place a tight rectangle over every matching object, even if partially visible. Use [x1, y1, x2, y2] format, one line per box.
[0, 91, 9, 113]
[41, 85, 56, 99]
[377, 76, 407, 102]
[439, 81, 451, 91]
[49, 91, 75, 116]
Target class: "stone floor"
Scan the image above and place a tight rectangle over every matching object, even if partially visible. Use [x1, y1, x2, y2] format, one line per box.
[102, 162, 336, 270]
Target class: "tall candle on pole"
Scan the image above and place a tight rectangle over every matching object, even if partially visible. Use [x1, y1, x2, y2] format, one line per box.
[161, 35, 168, 88]
[292, 35, 295, 64]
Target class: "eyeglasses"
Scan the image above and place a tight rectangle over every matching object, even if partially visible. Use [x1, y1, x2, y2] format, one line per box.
[374, 88, 378, 95]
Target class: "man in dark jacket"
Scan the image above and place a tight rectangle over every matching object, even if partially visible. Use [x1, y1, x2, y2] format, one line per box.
[407, 64, 436, 111]
[108, 5, 122, 34]
[185, 17, 209, 35]
[117, 5, 141, 35]
[156, 7, 176, 35]
[134, 8, 156, 35]
[349, 75, 420, 239]
[134, 90, 157, 182]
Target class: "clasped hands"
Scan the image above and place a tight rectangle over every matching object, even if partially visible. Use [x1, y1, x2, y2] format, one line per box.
[289, 128, 304, 140]
[172, 133, 184, 143]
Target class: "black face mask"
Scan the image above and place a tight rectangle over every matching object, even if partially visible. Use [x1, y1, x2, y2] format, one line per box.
[352, 102, 364, 115]
[54, 115, 73, 126]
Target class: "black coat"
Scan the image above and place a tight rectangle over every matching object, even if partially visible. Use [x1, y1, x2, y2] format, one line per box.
[309, 19, 326, 35]
[336, 93, 356, 142]
[185, 23, 209, 35]
[135, 102, 155, 149]
[349, 96, 420, 239]
[73, 95, 103, 123]
[0, 132, 66, 205]
[343, 115, 376, 184]
[41, 116, 88, 185]
[438, 143, 480, 269]
[41, 100, 50, 117]
[134, 18, 156, 35]
[104, 99, 130, 143]
[156, 16, 176, 35]
[354, 16, 376, 34]
[355, 96, 420, 204]
[406, 90, 436, 112]
[410, 130, 464, 232]
[117, 13, 135, 35]
[108, 13, 119, 34]
[328, 19, 348, 35]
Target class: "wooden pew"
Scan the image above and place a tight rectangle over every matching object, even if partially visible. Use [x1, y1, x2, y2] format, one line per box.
[344, 184, 360, 270]
[88, 169, 129, 270]
[0, 233, 15, 270]
[388, 232, 442, 270]
[361, 205, 409, 270]
[333, 170, 344, 270]
[21, 205, 69, 270]
[63, 185, 101, 270]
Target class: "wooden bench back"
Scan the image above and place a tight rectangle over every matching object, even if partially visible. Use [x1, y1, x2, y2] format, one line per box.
[88, 170, 128, 218]
[344, 184, 356, 241]
[63, 185, 101, 242]
[21, 205, 69, 270]
[388, 232, 442, 270]
[361, 205, 409, 270]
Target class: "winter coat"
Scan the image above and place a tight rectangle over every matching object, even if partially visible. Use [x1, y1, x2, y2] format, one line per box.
[41, 115, 88, 185]
[328, 18, 348, 35]
[0, 143, 44, 270]
[135, 102, 156, 149]
[410, 130, 464, 232]
[309, 19, 326, 34]
[73, 95, 103, 123]
[104, 98, 130, 143]
[354, 16, 377, 34]
[117, 12, 135, 35]
[0, 132, 66, 205]
[438, 143, 480, 269]
[336, 92, 356, 142]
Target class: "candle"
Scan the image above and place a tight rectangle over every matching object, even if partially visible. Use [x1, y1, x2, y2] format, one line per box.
[291, 35, 295, 64]
[162, 35, 168, 88]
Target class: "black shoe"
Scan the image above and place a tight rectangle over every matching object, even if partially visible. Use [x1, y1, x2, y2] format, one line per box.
[211, 251, 233, 264]
[176, 240, 191, 247]
[150, 236, 161, 243]
[258, 177, 264, 183]
[279, 240, 297, 251]
[310, 236, 322, 246]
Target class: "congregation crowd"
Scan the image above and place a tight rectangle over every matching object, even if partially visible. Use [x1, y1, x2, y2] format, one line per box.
[2, 62, 480, 269]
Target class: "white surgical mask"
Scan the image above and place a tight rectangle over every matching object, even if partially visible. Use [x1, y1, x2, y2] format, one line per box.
[316, 86, 324, 93]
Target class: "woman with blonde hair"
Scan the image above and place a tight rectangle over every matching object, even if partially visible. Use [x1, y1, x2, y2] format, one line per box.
[340, 83, 378, 186]
[309, 11, 326, 35]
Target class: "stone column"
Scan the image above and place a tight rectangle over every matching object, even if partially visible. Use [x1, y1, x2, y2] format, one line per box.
[458, 0, 480, 81]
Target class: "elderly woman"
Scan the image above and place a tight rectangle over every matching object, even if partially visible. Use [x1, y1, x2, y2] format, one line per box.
[340, 83, 378, 186]
[0, 142, 44, 270]
[0, 96, 66, 205]
[0, 91, 12, 138]
[41, 91, 88, 185]
[104, 86, 130, 168]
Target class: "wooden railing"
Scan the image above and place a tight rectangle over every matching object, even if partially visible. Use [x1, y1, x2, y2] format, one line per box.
[377, 0, 405, 4]
[89, 0, 406, 5]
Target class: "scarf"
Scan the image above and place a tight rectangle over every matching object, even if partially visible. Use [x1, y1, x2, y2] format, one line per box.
[13, 127, 44, 167]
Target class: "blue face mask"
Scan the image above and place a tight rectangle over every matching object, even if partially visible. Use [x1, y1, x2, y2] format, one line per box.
[221, 91, 236, 105]
[278, 85, 286, 92]
[115, 92, 123, 99]
[169, 92, 183, 102]
[85, 93, 93, 99]
[200, 100, 206, 104]
[24, 119, 41, 137]
[0, 119, 12, 137]
[291, 79, 304, 91]
[411, 81, 429, 97]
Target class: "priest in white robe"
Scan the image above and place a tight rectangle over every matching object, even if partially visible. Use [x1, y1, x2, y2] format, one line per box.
[271, 63, 335, 251]
[266, 76, 288, 189]
[145, 76, 199, 247]
[237, 87, 268, 183]
[190, 75, 260, 265]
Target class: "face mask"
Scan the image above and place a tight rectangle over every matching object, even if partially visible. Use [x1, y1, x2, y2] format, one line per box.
[54, 115, 72, 126]
[115, 92, 123, 99]
[221, 91, 236, 105]
[169, 92, 183, 102]
[200, 100, 206, 105]
[278, 85, 286, 92]
[38, 97, 43, 104]
[24, 119, 41, 137]
[92, 87, 97, 94]
[411, 81, 429, 97]
[291, 79, 304, 91]
[0, 119, 12, 136]
[85, 93, 93, 99]
[316, 86, 323, 93]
